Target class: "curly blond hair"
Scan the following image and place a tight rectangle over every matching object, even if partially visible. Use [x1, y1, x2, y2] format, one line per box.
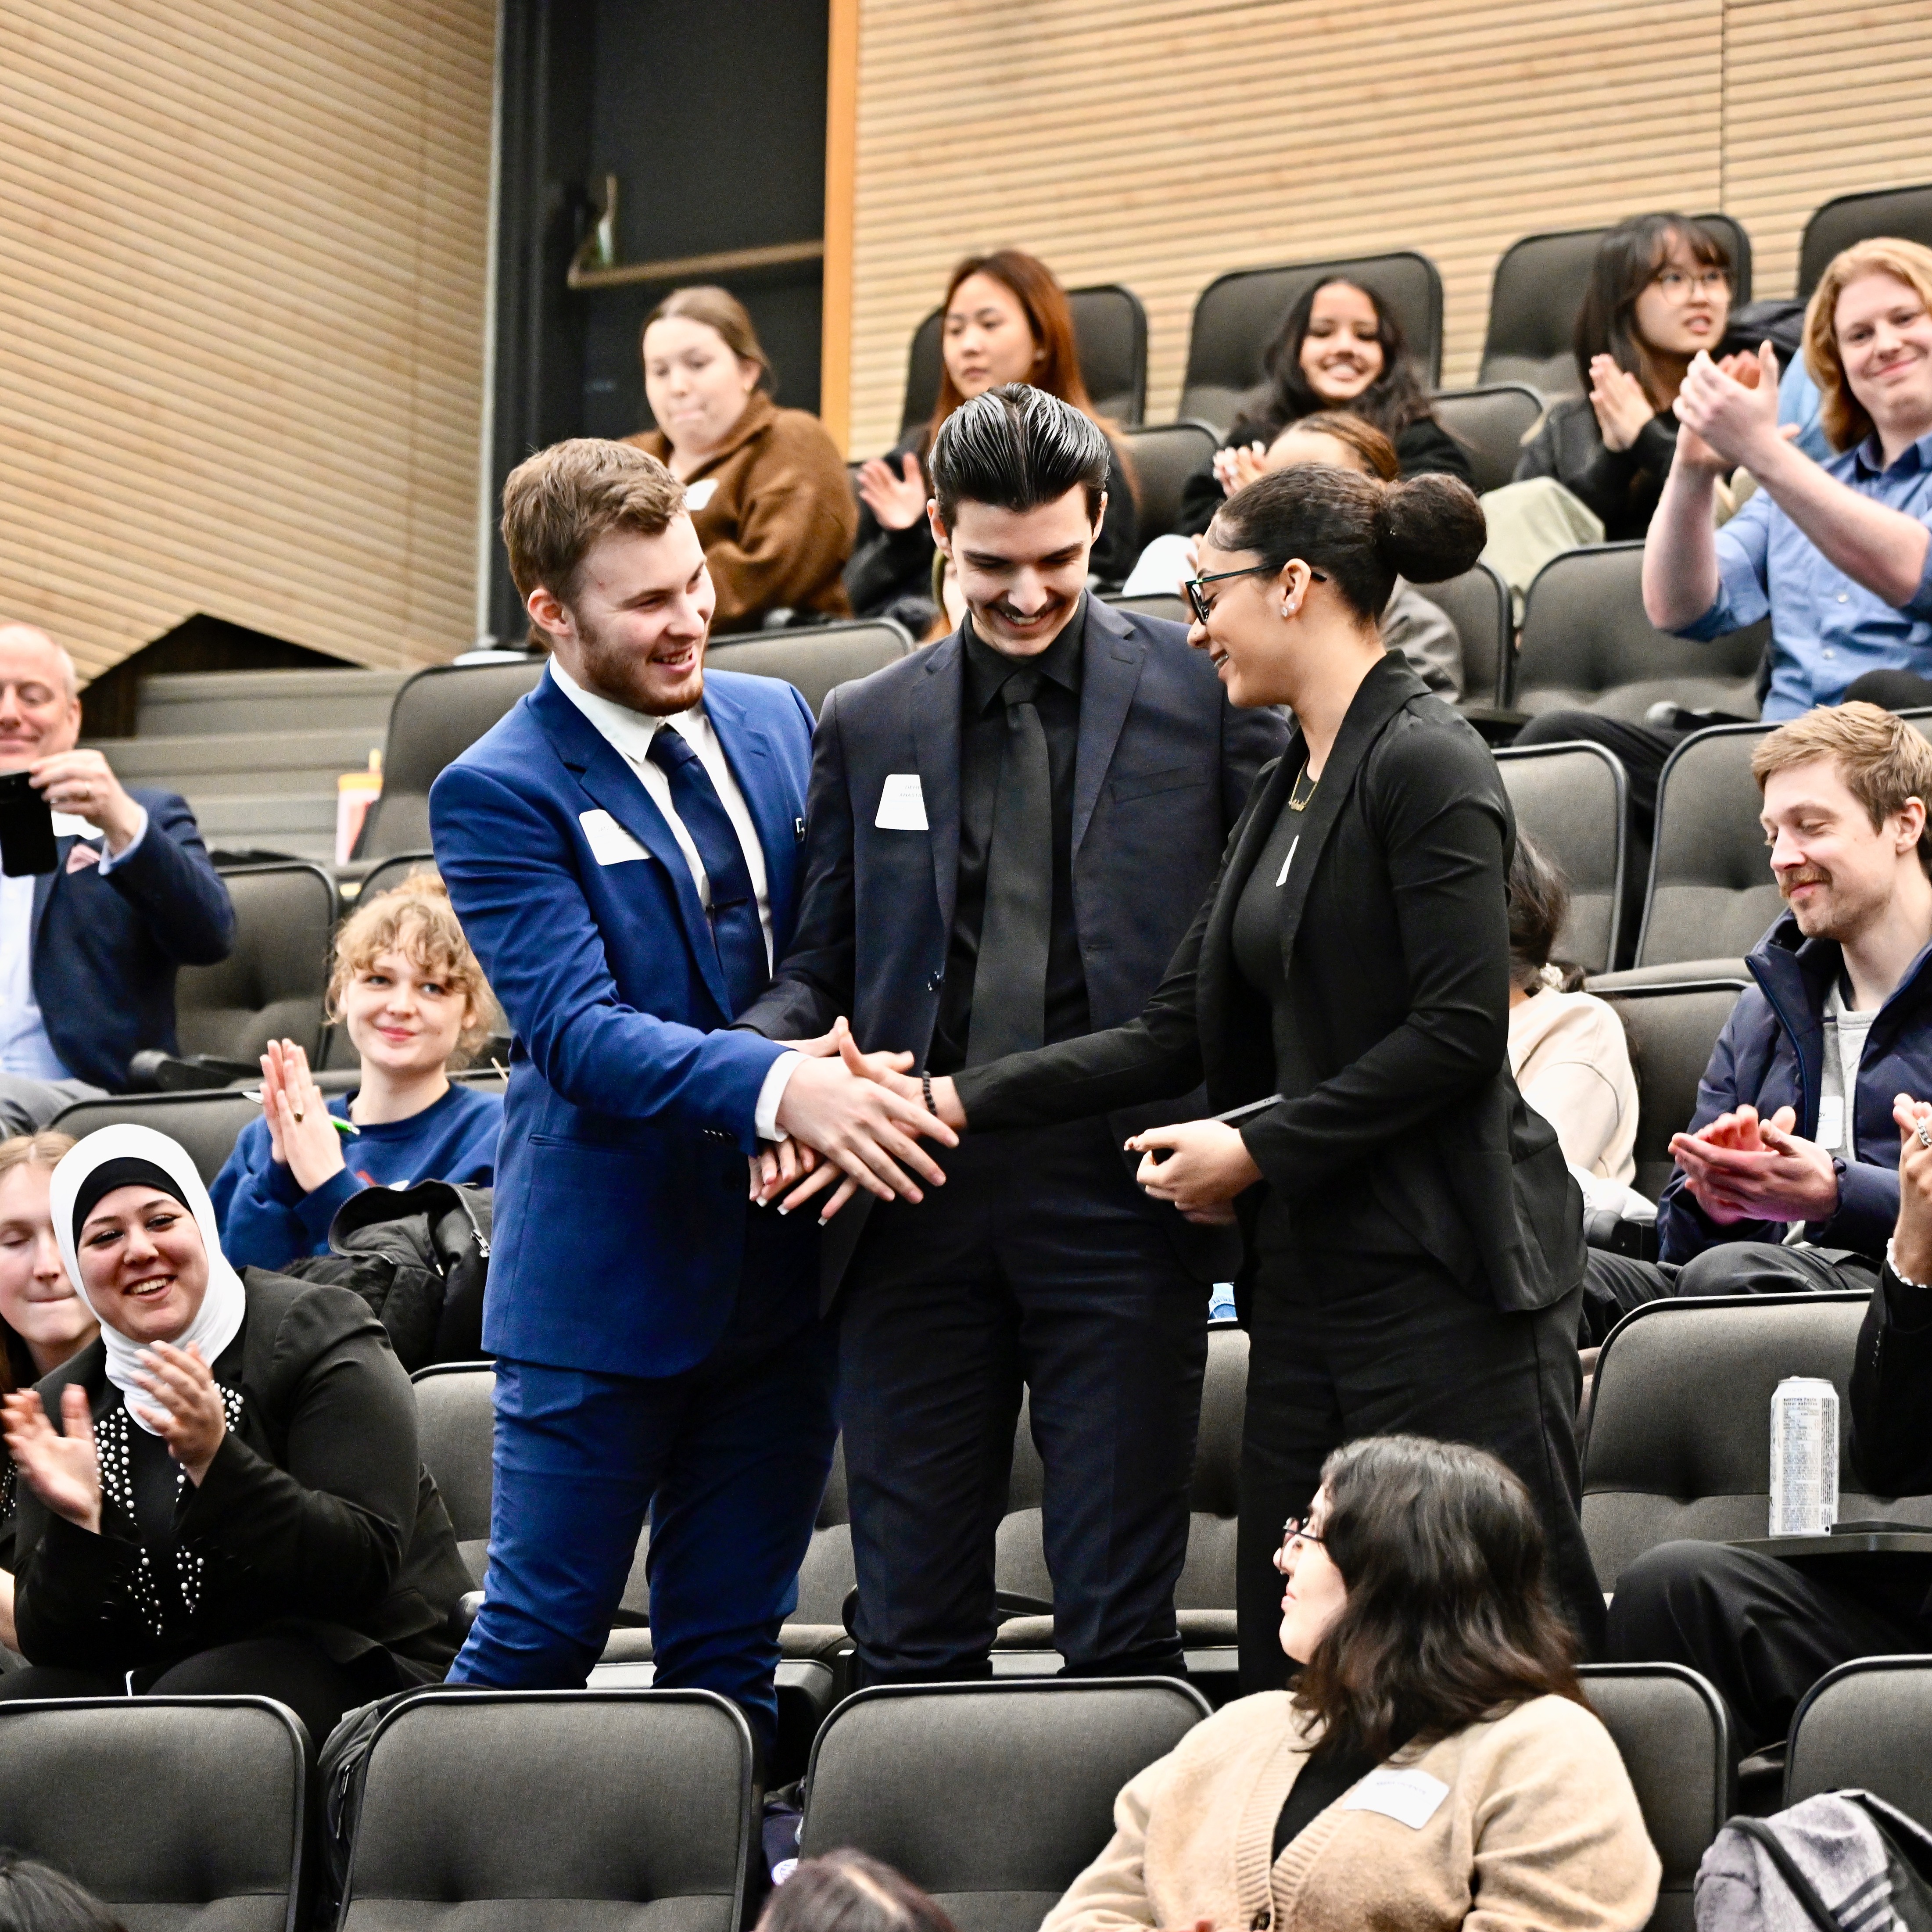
[330, 872, 498, 1066]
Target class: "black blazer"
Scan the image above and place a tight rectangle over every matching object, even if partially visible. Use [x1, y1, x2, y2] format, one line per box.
[739, 596, 1289, 1294]
[14, 1273, 471, 1679]
[954, 656, 1584, 1316]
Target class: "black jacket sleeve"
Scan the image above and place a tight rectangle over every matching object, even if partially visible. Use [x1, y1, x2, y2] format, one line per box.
[1090, 435, 1140, 591]
[844, 437, 936, 617]
[1393, 418, 1474, 486]
[107, 792, 236, 966]
[1176, 412, 1278, 538]
[1848, 1262, 1932, 1498]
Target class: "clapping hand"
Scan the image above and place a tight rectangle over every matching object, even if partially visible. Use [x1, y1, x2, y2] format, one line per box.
[128, 1341, 227, 1484]
[1667, 1100, 1839, 1224]
[1213, 444, 1268, 498]
[1673, 341, 1798, 473]
[856, 452, 929, 532]
[258, 1038, 346, 1194]
[1893, 1093, 1932, 1282]
[1587, 355, 1656, 453]
[2, 1384, 102, 1532]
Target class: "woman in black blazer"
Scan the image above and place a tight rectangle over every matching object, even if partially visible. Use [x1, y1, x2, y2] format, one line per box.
[800, 463, 1599, 1686]
[0, 1125, 471, 1745]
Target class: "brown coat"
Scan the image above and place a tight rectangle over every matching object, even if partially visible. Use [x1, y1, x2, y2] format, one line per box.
[631, 391, 857, 633]
[1041, 1691, 1660, 1932]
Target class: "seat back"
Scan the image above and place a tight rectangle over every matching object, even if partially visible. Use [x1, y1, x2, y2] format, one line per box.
[1799, 184, 1932, 297]
[0, 1697, 307, 1932]
[343, 1689, 753, 1932]
[1104, 593, 1188, 627]
[1495, 743, 1628, 975]
[1431, 384, 1545, 495]
[357, 661, 547, 860]
[800, 1681, 1210, 1932]
[1481, 217, 1753, 394]
[355, 851, 441, 904]
[1787, 1657, 1932, 1824]
[1514, 541, 1767, 720]
[412, 1363, 495, 1583]
[900, 286, 1148, 436]
[1412, 560, 1512, 710]
[706, 618, 915, 717]
[1118, 420, 1219, 542]
[1179, 253, 1444, 430]
[50, 1090, 263, 1184]
[175, 862, 335, 1063]
[1577, 1665, 1732, 1932]
[1591, 980, 1746, 1202]
[1580, 1293, 1932, 1591]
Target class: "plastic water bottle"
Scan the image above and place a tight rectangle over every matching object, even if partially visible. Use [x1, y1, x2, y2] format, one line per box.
[1769, 1377, 1840, 1536]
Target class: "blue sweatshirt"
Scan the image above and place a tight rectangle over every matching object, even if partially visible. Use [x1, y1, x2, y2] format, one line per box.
[211, 1082, 504, 1271]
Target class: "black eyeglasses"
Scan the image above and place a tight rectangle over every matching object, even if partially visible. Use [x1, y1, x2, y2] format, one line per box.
[1184, 563, 1327, 626]
[1280, 1516, 1326, 1555]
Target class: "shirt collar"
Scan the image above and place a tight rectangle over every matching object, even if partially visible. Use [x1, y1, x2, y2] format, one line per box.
[1851, 425, 1932, 480]
[962, 594, 1088, 714]
[549, 657, 704, 764]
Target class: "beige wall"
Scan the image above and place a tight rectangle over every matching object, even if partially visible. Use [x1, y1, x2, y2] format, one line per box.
[842, 0, 1932, 455]
[0, 0, 497, 683]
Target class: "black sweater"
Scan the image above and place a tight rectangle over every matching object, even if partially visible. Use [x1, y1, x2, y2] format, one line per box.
[13, 1272, 471, 1678]
[1512, 395, 1680, 542]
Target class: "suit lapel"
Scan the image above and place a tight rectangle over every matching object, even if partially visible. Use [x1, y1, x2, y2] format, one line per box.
[909, 633, 964, 937]
[1071, 598, 1146, 855]
[700, 674, 796, 950]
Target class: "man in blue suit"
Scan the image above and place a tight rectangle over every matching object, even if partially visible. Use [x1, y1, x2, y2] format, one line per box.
[0, 623, 234, 1130]
[742, 388, 1287, 1685]
[430, 439, 951, 1749]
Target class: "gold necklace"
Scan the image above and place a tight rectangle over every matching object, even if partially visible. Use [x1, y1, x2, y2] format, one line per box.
[1287, 761, 1319, 812]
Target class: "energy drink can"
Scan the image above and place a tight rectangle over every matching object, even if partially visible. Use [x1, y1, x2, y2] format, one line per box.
[1769, 1376, 1840, 1536]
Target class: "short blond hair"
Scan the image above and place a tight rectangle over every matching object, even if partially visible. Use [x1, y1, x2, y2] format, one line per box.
[330, 872, 498, 1065]
[0, 1132, 77, 1187]
[1752, 701, 1932, 872]
[1803, 237, 1932, 452]
[499, 438, 686, 604]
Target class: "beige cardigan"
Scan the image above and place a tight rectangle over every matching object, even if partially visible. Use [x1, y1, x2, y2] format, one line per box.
[1508, 987, 1639, 1185]
[1041, 1691, 1659, 1932]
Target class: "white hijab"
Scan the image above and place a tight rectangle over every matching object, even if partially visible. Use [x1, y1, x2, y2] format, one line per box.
[50, 1125, 249, 1434]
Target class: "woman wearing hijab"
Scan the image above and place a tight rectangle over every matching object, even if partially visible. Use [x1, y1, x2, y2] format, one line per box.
[0, 1126, 472, 1744]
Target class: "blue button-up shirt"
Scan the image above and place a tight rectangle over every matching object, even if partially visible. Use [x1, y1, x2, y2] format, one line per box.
[1676, 427, 1932, 720]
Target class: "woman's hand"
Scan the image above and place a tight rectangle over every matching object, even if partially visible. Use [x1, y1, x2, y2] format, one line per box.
[130, 1341, 227, 1485]
[2, 1386, 102, 1532]
[260, 1039, 346, 1195]
[1893, 1094, 1932, 1283]
[1587, 355, 1656, 453]
[856, 452, 929, 532]
[1129, 1121, 1262, 1221]
[1213, 444, 1268, 498]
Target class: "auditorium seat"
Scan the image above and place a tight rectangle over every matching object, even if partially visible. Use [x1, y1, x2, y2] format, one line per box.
[341, 1688, 754, 1932]
[412, 1362, 494, 1584]
[1481, 217, 1753, 396]
[1577, 1664, 1733, 1932]
[1579, 1292, 1932, 1596]
[799, 1679, 1210, 1932]
[0, 1696, 308, 1932]
[1513, 542, 1767, 720]
[1591, 979, 1747, 1201]
[1494, 742, 1628, 975]
[1119, 419, 1219, 541]
[1104, 593, 1188, 626]
[900, 286, 1148, 436]
[1179, 253, 1445, 432]
[1430, 384, 1545, 495]
[1799, 183, 1932, 296]
[50, 1090, 264, 1183]
[1786, 1656, 1932, 1824]
[353, 850, 440, 904]
[1414, 559, 1513, 711]
[175, 860, 336, 1065]
[706, 617, 916, 716]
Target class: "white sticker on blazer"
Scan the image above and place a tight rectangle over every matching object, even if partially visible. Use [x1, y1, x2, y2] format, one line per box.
[1275, 835, 1300, 886]
[1816, 1095, 1845, 1151]
[1340, 1767, 1449, 1830]
[875, 773, 929, 831]
[684, 477, 719, 511]
[579, 808, 652, 865]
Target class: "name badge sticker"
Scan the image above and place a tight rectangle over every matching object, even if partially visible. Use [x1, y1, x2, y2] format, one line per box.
[875, 773, 929, 832]
[1275, 835, 1299, 886]
[684, 478, 720, 512]
[1816, 1095, 1845, 1151]
[579, 808, 652, 866]
[1339, 1767, 1450, 1831]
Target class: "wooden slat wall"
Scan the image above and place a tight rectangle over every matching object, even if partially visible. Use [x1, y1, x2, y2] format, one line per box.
[844, 0, 1932, 454]
[0, 0, 496, 682]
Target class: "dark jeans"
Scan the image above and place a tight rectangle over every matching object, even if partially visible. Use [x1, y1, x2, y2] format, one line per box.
[839, 1120, 1207, 1685]
[1583, 1241, 1880, 1348]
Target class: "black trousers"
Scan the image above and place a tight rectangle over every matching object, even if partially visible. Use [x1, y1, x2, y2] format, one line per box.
[839, 1119, 1208, 1685]
[1608, 1541, 1932, 1758]
[1240, 1229, 1602, 1692]
[1582, 1241, 1879, 1348]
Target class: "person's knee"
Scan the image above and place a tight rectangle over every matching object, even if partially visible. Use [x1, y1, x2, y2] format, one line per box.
[1842, 669, 1932, 711]
[1675, 1242, 1806, 1298]
[1606, 1540, 1749, 1658]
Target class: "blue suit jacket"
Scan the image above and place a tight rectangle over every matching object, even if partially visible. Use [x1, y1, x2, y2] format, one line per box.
[36, 789, 235, 1090]
[429, 666, 816, 1377]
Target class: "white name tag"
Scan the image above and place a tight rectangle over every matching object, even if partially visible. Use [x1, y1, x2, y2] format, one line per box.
[684, 478, 719, 512]
[1275, 835, 1299, 887]
[1340, 1767, 1449, 1830]
[1816, 1095, 1845, 1152]
[49, 812, 95, 839]
[579, 808, 651, 866]
[875, 773, 928, 831]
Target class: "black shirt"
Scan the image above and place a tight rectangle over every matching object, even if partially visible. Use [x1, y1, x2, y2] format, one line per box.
[1272, 1737, 1385, 1861]
[928, 604, 1093, 1074]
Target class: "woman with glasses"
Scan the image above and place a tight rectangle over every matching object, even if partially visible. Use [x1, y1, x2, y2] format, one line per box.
[1040, 1436, 1658, 1932]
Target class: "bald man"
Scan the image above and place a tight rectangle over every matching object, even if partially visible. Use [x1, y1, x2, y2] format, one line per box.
[0, 624, 233, 1129]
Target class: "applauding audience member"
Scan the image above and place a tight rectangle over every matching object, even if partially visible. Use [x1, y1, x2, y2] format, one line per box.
[0, 1126, 472, 1746]
[630, 287, 857, 633]
[846, 251, 1139, 627]
[1042, 1437, 1658, 1932]
[211, 876, 502, 1270]
[0, 624, 233, 1133]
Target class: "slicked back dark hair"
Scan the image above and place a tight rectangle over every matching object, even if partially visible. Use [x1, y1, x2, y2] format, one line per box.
[0, 1853, 129, 1932]
[928, 384, 1111, 530]
[755, 1851, 959, 1932]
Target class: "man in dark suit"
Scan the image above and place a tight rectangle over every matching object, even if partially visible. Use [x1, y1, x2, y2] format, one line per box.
[0, 622, 234, 1129]
[742, 386, 1288, 1685]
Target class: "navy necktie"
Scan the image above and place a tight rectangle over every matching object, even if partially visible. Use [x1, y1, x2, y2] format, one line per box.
[646, 723, 768, 1013]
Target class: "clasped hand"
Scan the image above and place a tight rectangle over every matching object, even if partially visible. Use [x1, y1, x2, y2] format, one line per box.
[1893, 1093, 1932, 1281]
[1667, 1101, 1840, 1226]
[1672, 340, 1805, 475]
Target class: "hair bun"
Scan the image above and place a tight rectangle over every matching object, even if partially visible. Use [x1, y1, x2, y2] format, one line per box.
[1373, 474, 1487, 584]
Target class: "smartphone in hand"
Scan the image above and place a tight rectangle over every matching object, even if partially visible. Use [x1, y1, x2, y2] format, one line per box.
[0, 772, 59, 876]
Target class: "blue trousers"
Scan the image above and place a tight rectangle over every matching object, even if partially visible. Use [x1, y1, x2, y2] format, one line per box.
[448, 1307, 837, 1754]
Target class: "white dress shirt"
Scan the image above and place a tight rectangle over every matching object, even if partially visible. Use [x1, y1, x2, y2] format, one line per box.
[549, 661, 799, 1137]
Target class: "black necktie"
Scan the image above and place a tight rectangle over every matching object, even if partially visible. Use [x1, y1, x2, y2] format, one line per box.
[646, 724, 768, 1013]
[967, 669, 1052, 1065]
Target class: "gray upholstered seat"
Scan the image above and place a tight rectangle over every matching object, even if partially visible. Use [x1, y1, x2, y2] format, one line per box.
[705, 617, 915, 717]
[173, 861, 335, 1063]
[341, 1688, 753, 1932]
[1799, 184, 1932, 295]
[1495, 742, 1628, 975]
[1104, 593, 1187, 626]
[1179, 254, 1444, 432]
[50, 1089, 267, 1183]
[1577, 1664, 1733, 1932]
[1431, 383, 1545, 495]
[0, 1696, 308, 1932]
[1118, 420, 1219, 542]
[1414, 559, 1513, 711]
[1787, 1656, 1932, 1822]
[799, 1680, 1210, 1932]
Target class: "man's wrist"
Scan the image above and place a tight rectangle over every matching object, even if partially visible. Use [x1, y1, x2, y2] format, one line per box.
[97, 796, 148, 862]
[755, 1050, 804, 1141]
